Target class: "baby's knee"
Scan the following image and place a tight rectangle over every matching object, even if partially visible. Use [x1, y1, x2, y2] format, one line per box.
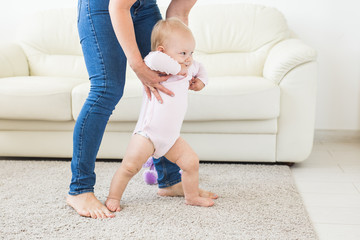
[121, 161, 141, 177]
[183, 154, 199, 172]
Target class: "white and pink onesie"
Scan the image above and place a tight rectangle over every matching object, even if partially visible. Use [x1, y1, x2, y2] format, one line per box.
[133, 51, 208, 158]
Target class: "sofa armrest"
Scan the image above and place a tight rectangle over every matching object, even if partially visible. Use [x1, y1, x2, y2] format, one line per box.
[0, 43, 29, 78]
[263, 39, 317, 84]
[276, 61, 318, 162]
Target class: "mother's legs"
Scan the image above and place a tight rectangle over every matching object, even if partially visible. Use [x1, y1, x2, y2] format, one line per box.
[68, 0, 127, 219]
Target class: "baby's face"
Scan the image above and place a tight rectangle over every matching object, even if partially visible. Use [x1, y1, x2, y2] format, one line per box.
[161, 31, 195, 68]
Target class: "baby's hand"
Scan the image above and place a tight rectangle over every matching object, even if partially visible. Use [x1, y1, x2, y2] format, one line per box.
[178, 63, 188, 77]
[189, 77, 205, 91]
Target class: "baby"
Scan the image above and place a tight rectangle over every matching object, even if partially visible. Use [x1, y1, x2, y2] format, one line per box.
[105, 18, 215, 212]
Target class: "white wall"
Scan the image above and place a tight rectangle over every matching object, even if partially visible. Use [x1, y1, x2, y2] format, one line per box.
[0, 0, 359, 130]
[0, 0, 76, 41]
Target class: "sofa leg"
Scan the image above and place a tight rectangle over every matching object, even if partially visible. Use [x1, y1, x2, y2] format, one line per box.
[281, 162, 295, 167]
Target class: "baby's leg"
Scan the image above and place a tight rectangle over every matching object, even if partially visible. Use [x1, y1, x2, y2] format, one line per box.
[105, 134, 154, 212]
[165, 137, 214, 207]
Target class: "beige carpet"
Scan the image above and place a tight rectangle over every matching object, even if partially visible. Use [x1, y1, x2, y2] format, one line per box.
[0, 160, 317, 240]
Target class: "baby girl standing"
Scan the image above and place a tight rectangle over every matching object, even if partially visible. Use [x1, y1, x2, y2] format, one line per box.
[105, 18, 217, 212]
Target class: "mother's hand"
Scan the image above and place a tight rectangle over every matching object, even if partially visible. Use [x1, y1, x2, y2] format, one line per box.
[133, 62, 174, 104]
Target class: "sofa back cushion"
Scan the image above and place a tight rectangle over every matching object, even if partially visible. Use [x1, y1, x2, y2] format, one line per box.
[17, 8, 87, 79]
[17, 4, 289, 79]
[189, 4, 290, 77]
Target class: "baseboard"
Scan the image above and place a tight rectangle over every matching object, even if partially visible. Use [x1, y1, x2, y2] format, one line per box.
[314, 129, 360, 142]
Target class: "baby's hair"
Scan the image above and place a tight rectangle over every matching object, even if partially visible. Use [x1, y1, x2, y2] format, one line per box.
[151, 18, 193, 51]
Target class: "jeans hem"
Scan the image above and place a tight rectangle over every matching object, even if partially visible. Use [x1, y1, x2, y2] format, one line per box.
[68, 189, 94, 196]
[158, 178, 181, 189]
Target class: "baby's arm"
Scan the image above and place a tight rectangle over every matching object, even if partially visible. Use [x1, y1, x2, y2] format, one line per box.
[144, 51, 181, 75]
[189, 61, 209, 91]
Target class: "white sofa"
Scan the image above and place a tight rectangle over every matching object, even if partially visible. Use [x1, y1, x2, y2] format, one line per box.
[0, 3, 317, 162]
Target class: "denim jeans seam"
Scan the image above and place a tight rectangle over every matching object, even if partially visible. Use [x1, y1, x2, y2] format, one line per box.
[87, 0, 109, 83]
[74, 117, 84, 191]
[160, 158, 181, 187]
[161, 158, 168, 185]
[158, 178, 181, 189]
[168, 178, 181, 186]
[68, 188, 94, 196]
[74, 98, 104, 194]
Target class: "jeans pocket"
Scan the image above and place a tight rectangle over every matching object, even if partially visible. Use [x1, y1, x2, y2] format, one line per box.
[77, 0, 82, 23]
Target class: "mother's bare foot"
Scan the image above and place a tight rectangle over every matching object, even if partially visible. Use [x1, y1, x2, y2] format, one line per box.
[157, 182, 218, 199]
[66, 192, 115, 219]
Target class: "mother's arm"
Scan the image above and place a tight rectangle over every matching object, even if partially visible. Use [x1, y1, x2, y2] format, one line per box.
[108, 0, 173, 103]
[166, 0, 197, 25]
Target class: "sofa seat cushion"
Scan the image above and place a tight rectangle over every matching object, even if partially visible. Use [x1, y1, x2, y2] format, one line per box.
[72, 76, 280, 122]
[186, 76, 280, 120]
[0, 118, 277, 134]
[72, 80, 144, 122]
[0, 76, 85, 121]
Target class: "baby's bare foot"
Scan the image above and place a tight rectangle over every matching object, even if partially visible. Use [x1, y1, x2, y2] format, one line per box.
[158, 182, 218, 199]
[185, 196, 215, 207]
[199, 189, 218, 199]
[105, 198, 121, 212]
[66, 192, 115, 219]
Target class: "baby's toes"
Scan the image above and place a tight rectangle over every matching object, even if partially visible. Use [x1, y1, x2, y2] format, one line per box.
[105, 199, 121, 212]
[186, 197, 215, 207]
[199, 189, 218, 199]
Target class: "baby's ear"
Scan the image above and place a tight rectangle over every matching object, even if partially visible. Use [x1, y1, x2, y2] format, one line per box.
[157, 46, 165, 52]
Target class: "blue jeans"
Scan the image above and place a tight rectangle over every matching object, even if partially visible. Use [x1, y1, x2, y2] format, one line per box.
[69, 0, 181, 195]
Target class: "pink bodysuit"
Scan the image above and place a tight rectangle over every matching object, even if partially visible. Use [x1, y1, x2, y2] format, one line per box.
[133, 51, 208, 158]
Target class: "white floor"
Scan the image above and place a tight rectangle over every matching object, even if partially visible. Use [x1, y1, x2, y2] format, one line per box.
[291, 130, 360, 240]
